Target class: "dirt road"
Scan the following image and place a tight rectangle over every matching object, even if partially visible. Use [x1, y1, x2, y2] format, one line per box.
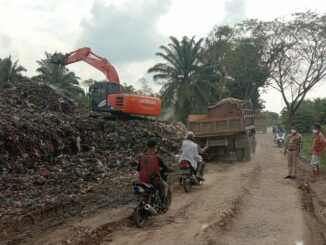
[17, 133, 314, 244]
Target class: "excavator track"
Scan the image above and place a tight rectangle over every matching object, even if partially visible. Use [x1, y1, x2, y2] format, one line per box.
[89, 111, 152, 121]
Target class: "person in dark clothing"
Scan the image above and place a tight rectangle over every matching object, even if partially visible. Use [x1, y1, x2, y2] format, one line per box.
[137, 139, 171, 200]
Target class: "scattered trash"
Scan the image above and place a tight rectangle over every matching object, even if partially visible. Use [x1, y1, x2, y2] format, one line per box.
[201, 224, 209, 230]
[0, 83, 186, 230]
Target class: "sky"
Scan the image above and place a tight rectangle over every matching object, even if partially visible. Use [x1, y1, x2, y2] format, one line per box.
[1, 0, 326, 113]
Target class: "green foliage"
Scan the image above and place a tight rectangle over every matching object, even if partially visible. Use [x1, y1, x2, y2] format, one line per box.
[34, 52, 85, 99]
[0, 56, 27, 86]
[202, 25, 234, 102]
[224, 38, 268, 111]
[76, 93, 91, 109]
[122, 83, 137, 93]
[281, 99, 326, 132]
[148, 36, 211, 122]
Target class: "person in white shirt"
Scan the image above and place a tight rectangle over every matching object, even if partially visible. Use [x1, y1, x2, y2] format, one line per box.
[179, 131, 208, 181]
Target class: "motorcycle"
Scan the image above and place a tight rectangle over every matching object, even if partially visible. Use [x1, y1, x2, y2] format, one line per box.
[178, 158, 203, 193]
[276, 131, 285, 147]
[131, 173, 171, 228]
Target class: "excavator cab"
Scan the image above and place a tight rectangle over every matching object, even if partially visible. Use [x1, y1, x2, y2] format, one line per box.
[90, 82, 161, 116]
[89, 81, 122, 112]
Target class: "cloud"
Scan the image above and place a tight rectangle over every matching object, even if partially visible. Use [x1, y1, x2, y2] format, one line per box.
[223, 0, 246, 24]
[76, 0, 171, 65]
[0, 34, 12, 50]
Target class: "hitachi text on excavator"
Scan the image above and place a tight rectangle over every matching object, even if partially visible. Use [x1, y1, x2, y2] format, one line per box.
[50, 47, 161, 117]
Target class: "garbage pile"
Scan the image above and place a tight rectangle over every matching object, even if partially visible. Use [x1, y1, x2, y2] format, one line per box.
[0, 83, 186, 232]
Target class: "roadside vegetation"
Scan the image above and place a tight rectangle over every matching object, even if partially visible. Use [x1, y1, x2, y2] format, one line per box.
[281, 99, 326, 132]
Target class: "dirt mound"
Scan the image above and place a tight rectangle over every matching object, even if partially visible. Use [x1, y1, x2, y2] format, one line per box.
[0, 83, 186, 241]
[0, 82, 80, 113]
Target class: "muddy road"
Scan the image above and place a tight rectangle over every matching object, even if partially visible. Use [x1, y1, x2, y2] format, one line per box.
[10, 133, 320, 244]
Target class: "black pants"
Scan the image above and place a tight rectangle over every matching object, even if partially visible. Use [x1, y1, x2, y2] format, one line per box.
[196, 161, 205, 177]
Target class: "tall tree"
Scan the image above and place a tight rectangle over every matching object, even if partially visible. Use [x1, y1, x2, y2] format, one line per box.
[34, 52, 84, 98]
[0, 56, 27, 86]
[203, 25, 234, 101]
[243, 12, 326, 127]
[203, 25, 268, 111]
[148, 36, 209, 122]
[224, 37, 269, 111]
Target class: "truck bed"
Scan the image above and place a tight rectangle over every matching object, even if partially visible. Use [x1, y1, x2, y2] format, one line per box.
[189, 116, 254, 137]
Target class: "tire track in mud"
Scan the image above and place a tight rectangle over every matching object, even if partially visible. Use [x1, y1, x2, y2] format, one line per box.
[200, 165, 262, 240]
[209, 133, 313, 245]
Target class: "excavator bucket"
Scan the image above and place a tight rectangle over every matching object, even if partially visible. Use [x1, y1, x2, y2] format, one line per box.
[50, 53, 67, 65]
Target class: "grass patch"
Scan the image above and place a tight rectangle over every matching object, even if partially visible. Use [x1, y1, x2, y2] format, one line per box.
[302, 132, 326, 166]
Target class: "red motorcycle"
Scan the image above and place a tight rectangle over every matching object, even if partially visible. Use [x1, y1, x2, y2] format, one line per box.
[179, 160, 203, 193]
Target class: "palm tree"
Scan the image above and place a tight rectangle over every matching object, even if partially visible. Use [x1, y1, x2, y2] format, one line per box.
[148, 36, 211, 122]
[34, 52, 85, 98]
[0, 56, 27, 86]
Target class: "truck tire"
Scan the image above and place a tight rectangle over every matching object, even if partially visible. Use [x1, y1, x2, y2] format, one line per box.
[206, 148, 217, 162]
[216, 147, 226, 158]
[236, 148, 244, 161]
[251, 134, 256, 154]
[244, 142, 251, 161]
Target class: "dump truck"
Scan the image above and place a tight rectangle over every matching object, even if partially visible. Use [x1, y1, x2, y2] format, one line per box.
[188, 98, 256, 161]
[254, 114, 267, 133]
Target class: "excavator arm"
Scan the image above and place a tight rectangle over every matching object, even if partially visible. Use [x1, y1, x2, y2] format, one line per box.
[51, 47, 120, 84]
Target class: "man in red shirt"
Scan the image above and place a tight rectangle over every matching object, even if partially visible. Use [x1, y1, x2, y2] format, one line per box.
[310, 123, 326, 181]
[137, 139, 171, 201]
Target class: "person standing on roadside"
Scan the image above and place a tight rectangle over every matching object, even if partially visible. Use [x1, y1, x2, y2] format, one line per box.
[310, 123, 326, 181]
[284, 126, 303, 179]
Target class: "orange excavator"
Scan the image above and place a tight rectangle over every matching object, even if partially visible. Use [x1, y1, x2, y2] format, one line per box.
[50, 47, 161, 116]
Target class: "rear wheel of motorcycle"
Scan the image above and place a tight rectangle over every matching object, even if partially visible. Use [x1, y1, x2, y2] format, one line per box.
[133, 204, 149, 228]
[182, 177, 192, 193]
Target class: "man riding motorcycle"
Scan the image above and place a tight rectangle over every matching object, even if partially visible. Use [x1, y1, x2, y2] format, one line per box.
[179, 131, 208, 181]
[137, 139, 172, 204]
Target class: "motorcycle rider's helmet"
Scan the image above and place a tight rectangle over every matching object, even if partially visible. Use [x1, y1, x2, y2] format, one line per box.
[185, 131, 195, 140]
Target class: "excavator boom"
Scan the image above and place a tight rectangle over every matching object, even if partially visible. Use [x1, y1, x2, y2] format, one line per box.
[51, 47, 120, 84]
